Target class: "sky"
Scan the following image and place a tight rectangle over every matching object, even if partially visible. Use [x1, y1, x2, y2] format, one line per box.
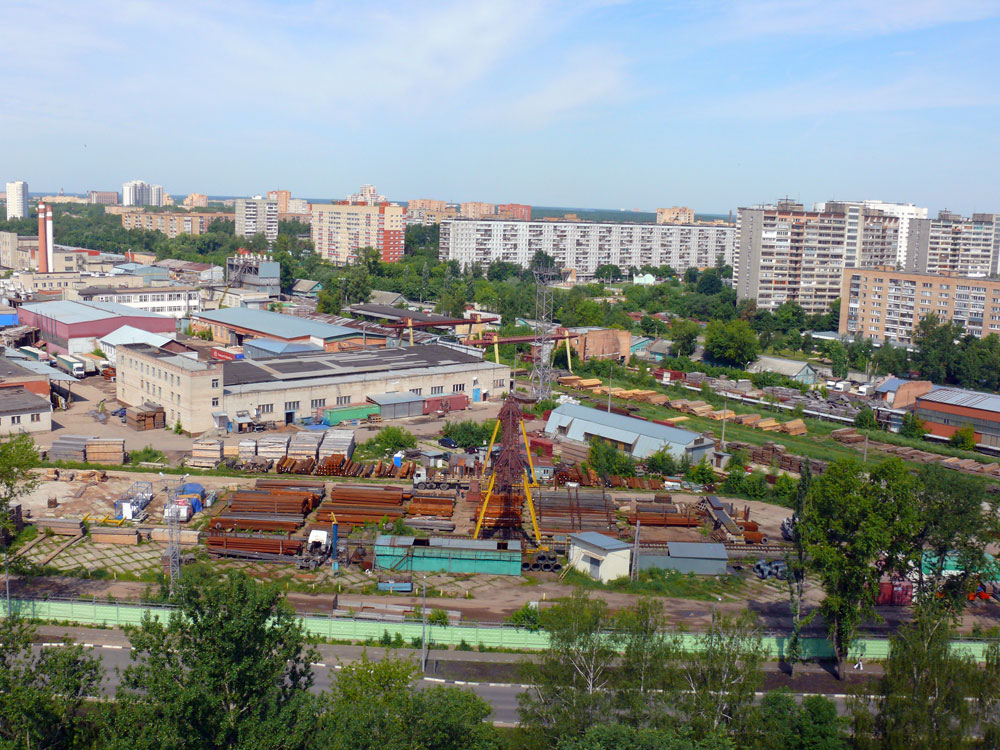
[2, 0, 1000, 214]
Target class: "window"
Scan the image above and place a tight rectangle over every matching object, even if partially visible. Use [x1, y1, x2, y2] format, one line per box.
[11, 416, 20, 425]
[494, 379, 505, 388]
[336, 395, 350, 406]
[431, 386, 444, 395]
[410, 388, 422, 396]
[30, 413, 39, 422]
[211, 379, 219, 388]
[311, 398, 326, 408]
[284, 401, 300, 411]
[452, 384, 465, 392]
[212, 397, 219, 407]
[259, 403, 274, 414]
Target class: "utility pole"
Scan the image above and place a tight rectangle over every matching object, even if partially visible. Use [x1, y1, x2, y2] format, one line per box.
[607, 361, 613, 413]
[863, 433, 869, 464]
[420, 578, 428, 673]
[630, 519, 640, 582]
[720, 392, 729, 449]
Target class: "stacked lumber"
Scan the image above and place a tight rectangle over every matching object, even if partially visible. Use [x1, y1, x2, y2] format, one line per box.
[84, 438, 125, 465]
[48, 435, 91, 462]
[407, 494, 454, 518]
[735, 413, 761, 426]
[831, 427, 866, 444]
[90, 527, 139, 545]
[34, 518, 85, 536]
[238, 439, 257, 459]
[315, 484, 406, 525]
[558, 375, 583, 386]
[726, 441, 826, 476]
[319, 429, 355, 459]
[688, 401, 714, 416]
[709, 409, 736, 421]
[780, 419, 807, 436]
[288, 432, 324, 460]
[576, 378, 602, 390]
[756, 418, 781, 431]
[188, 439, 223, 469]
[126, 404, 165, 431]
[257, 435, 290, 461]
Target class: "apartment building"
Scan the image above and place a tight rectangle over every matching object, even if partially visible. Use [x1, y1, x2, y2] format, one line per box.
[460, 202, 495, 219]
[0, 232, 37, 270]
[819, 202, 900, 268]
[5, 182, 28, 219]
[348, 184, 387, 205]
[839, 267, 1000, 345]
[235, 197, 279, 243]
[905, 211, 999, 278]
[122, 210, 231, 238]
[287, 198, 309, 213]
[408, 199, 448, 212]
[70, 285, 201, 319]
[267, 190, 290, 214]
[311, 202, 405, 264]
[814, 200, 927, 267]
[406, 206, 459, 226]
[656, 206, 695, 224]
[88, 191, 119, 205]
[734, 201, 846, 315]
[182, 193, 208, 208]
[496, 203, 531, 221]
[122, 180, 164, 207]
[440, 219, 735, 277]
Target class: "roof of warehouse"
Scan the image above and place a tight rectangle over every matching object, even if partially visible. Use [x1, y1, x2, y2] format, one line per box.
[368, 392, 425, 406]
[193, 308, 357, 340]
[0, 386, 51, 416]
[120, 343, 215, 371]
[548, 402, 701, 446]
[19, 300, 169, 322]
[875, 377, 907, 394]
[224, 344, 491, 386]
[918, 387, 1000, 414]
[346, 303, 453, 324]
[570, 532, 630, 552]
[748, 355, 814, 377]
[667, 542, 728, 560]
[0, 357, 39, 379]
[11, 359, 78, 381]
[99, 325, 173, 348]
[244, 338, 321, 355]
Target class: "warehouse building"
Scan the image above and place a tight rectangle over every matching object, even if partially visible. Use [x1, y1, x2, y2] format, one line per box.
[637, 542, 729, 575]
[17, 300, 176, 356]
[0, 356, 53, 398]
[0, 386, 53, 433]
[98, 326, 175, 366]
[747, 355, 818, 385]
[117, 342, 509, 434]
[915, 388, 1000, 448]
[374, 535, 523, 575]
[190, 307, 388, 351]
[544, 402, 715, 461]
[568, 532, 631, 583]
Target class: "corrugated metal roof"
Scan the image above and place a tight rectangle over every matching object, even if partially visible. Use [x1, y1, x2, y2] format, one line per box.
[546, 403, 700, 447]
[99, 325, 172, 348]
[194, 308, 357, 340]
[667, 542, 728, 560]
[918, 387, 1000, 414]
[570, 532, 630, 551]
[368, 392, 424, 406]
[20, 300, 167, 323]
[748, 356, 814, 378]
[14, 359, 78, 381]
[875, 377, 907, 394]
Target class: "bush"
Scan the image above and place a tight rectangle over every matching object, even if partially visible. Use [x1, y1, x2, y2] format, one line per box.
[359, 426, 417, 457]
[506, 602, 541, 631]
[743, 471, 770, 499]
[645, 449, 677, 476]
[950, 425, 977, 451]
[854, 406, 878, 431]
[130, 445, 166, 465]
[684, 457, 715, 484]
[441, 419, 496, 448]
[900, 412, 928, 439]
[428, 608, 449, 626]
[588, 438, 636, 477]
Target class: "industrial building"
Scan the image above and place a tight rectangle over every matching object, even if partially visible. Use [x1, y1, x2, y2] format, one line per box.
[873, 377, 933, 409]
[190, 307, 388, 351]
[226, 254, 280, 297]
[0, 386, 53, 433]
[914, 388, 1000, 448]
[69, 285, 201, 318]
[637, 542, 728, 575]
[568, 532, 631, 583]
[747, 356, 818, 385]
[374, 535, 523, 575]
[545, 402, 715, 461]
[17, 300, 176, 356]
[0, 357, 53, 398]
[98, 325, 175, 365]
[117, 342, 509, 434]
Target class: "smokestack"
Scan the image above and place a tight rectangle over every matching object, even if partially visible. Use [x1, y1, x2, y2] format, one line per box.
[37, 202, 48, 273]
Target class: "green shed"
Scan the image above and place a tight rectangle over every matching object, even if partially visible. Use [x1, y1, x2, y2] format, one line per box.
[323, 404, 380, 425]
[374, 535, 523, 576]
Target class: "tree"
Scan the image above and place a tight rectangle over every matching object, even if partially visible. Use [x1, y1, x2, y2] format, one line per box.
[106, 571, 318, 750]
[615, 598, 679, 728]
[0, 433, 39, 611]
[0, 614, 103, 749]
[851, 609, 978, 749]
[853, 406, 878, 431]
[899, 412, 927, 439]
[442, 420, 496, 448]
[913, 314, 963, 384]
[755, 690, 846, 750]
[798, 458, 919, 679]
[685, 457, 715, 485]
[949, 424, 976, 451]
[695, 269, 723, 295]
[703, 319, 759, 368]
[272, 249, 298, 292]
[826, 341, 849, 379]
[519, 593, 618, 742]
[557, 724, 732, 750]
[593, 264, 622, 282]
[669, 319, 699, 357]
[684, 267, 700, 284]
[783, 461, 810, 673]
[676, 611, 765, 740]
[316, 288, 340, 315]
[645, 449, 678, 477]
[361, 427, 417, 457]
[588, 438, 636, 478]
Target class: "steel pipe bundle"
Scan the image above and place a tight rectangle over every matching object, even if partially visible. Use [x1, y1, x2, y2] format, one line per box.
[206, 532, 303, 556]
[212, 514, 303, 532]
[228, 490, 318, 516]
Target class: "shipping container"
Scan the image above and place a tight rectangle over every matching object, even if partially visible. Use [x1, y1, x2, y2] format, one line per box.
[18, 345, 49, 361]
[422, 394, 469, 414]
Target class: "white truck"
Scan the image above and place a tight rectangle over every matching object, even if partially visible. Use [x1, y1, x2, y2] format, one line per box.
[54, 354, 85, 378]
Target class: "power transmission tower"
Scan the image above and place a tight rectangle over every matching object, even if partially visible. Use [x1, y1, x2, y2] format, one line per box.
[165, 474, 185, 594]
[530, 269, 558, 401]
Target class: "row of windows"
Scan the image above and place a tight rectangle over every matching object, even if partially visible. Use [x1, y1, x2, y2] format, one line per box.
[0, 413, 41, 425]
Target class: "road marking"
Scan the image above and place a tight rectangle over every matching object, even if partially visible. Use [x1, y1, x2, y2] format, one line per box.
[102, 645, 123, 650]
[333, 664, 342, 670]
[311, 662, 326, 668]
[423, 677, 446, 683]
[454, 680, 466, 685]
[41, 642, 64, 647]
[84, 643, 95, 648]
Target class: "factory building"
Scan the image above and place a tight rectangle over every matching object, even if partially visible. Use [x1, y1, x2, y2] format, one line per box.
[190, 307, 389, 351]
[545, 402, 715, 461]
[17, 300, 176, 356]
[117, 342, 509, 434]
[914, 388, 1000, 448]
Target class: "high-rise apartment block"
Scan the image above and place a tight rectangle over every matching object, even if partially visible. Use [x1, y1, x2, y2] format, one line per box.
[496, 203, 531, 221]
[734, 201, 847, 315]
[122, 210, 231, 238]
[840, 267, 1000, 345]
[348, 184, 386, 205]
[287, 198, 310, 213]
[122, 180, 165, 207]
[182, 193, 208, 208]
[814, 200, 927, 266]
[460, 202, 495, 220]
[906, 211, 999, 278]
[817, 202, 900, 269]
[311, 202, 405, 264]
[88, 190, 119, 205]
[5, 181, 29, 219]
[408, 199, 448, 212]
[440, 219, 735, 277]
[656, 206, 695, 224]
[267, 190, 291, 214]
[235, 198, 279, 243]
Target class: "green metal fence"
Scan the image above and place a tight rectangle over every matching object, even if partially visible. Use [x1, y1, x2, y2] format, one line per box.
[1, 597, 993, 661]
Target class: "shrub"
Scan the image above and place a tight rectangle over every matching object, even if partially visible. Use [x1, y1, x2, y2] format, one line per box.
[506, 602, 541, 631]
[950, 425, 977, 451]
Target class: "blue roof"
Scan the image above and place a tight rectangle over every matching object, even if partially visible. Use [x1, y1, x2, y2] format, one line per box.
[667, 542, 728, 560]
[244, 338, 321, 356]
[570, 532, 631, 552]
[194, 308, 358, 341]
[875, 377, 907, 394]
[368, 392, 424, 406]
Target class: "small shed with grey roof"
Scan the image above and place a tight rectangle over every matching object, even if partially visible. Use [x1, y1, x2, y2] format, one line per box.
[747, 355, 817, 384]
[367, 392, 425, 419]
[638, 542, 728, 576]
[568, 531, 632, 583]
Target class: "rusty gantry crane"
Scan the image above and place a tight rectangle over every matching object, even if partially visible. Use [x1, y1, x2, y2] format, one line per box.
[473, 393, 542, 545]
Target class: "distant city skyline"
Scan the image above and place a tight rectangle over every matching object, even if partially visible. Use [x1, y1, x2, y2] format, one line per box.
[3, 1, 1000, 215]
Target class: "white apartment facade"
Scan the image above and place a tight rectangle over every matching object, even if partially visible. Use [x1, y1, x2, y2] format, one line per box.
[5, 181, 28, 219]
[122, 180, 165, 207]
[814, 200, 927, 267]
[905, 211, 999, 278]
[235, 198, 279, 243]
[439, 219, 735, 277]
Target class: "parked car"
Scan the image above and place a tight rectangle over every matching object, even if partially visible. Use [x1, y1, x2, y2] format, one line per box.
[438, 437, 458, 449]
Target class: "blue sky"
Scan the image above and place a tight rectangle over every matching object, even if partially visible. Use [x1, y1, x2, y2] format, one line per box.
[2, 0, 999, 213]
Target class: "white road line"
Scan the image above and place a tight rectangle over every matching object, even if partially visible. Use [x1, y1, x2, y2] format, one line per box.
[454, 680, 466, 685]
[84, 643, 95, 648]
[423, 677, 446, 683]
[102, 645, 123, 650]
[41, 642, 64, 647]
[311, 663, 326, 668]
